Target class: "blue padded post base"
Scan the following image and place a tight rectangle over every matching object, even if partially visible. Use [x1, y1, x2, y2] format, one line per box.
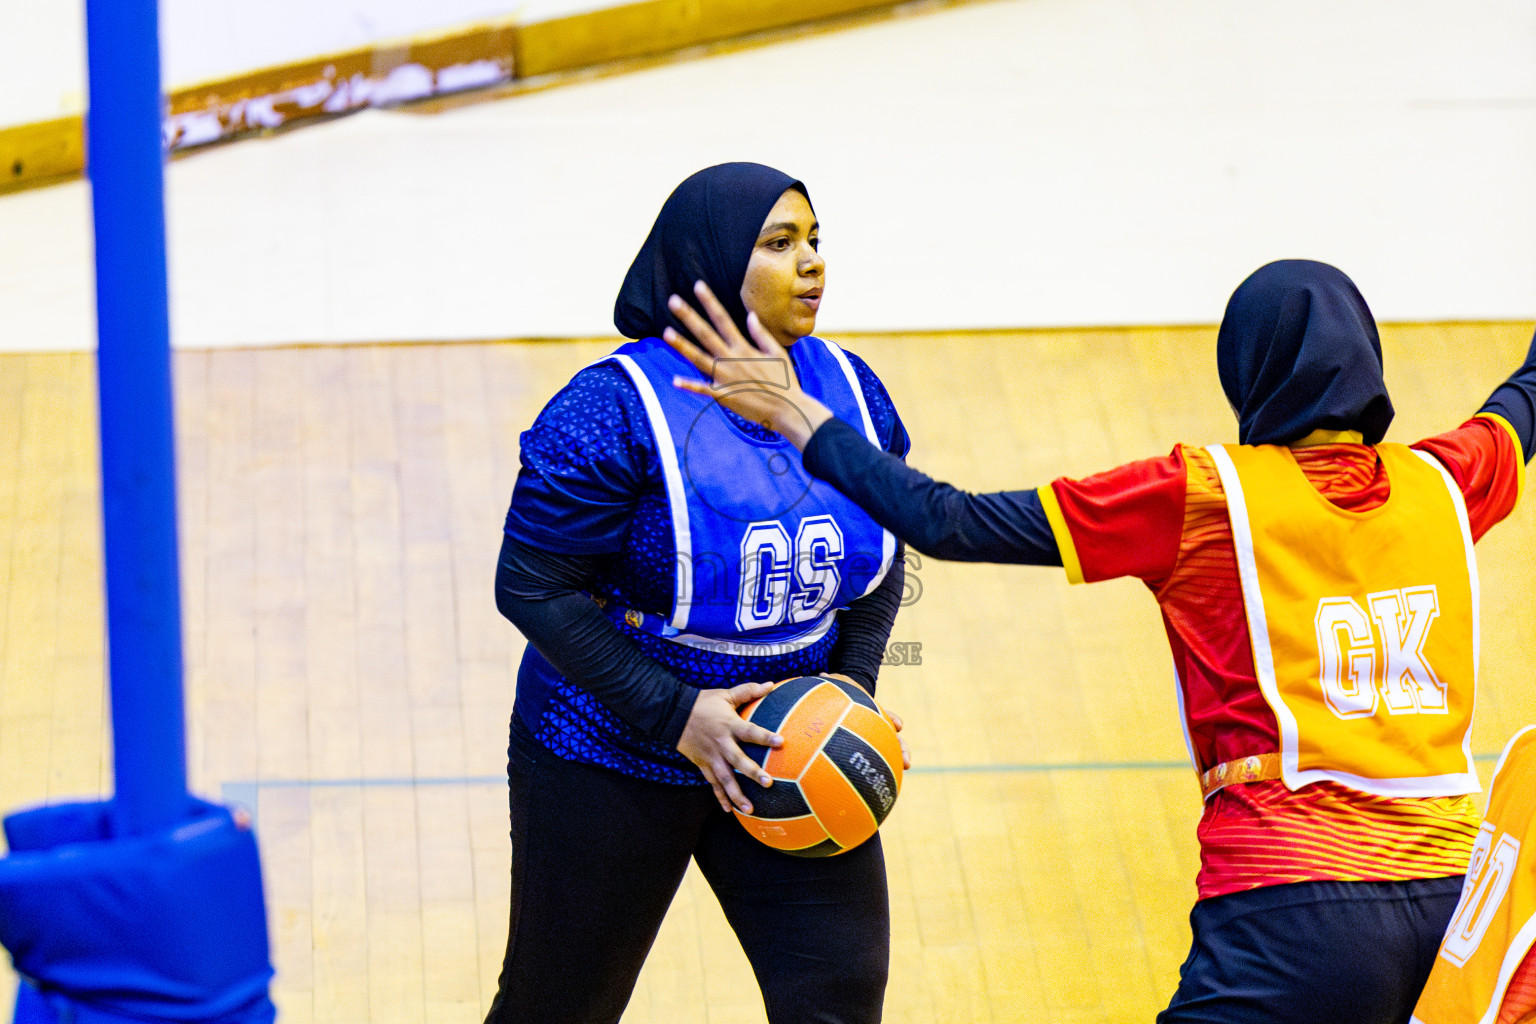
[0, 800, 274, 1023]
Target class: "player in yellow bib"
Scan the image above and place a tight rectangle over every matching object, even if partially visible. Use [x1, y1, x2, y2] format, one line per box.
[661, 260, 1536, 1022]
[1414, 726, 1536, 1024]
[1207, 438, 1481, 799]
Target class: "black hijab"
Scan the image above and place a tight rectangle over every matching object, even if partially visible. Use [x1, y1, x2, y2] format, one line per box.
[614, 162, 811, 341]
[1217, 259, 1395, 446]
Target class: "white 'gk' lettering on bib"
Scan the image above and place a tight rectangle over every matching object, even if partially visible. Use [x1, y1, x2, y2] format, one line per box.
[1315, 585, 1448, 721]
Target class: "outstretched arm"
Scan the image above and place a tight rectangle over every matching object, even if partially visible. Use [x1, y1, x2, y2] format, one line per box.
[802, 419, 1060, 564]
[663, 282, 1061, 565]
[1479, 328, 1536, 463]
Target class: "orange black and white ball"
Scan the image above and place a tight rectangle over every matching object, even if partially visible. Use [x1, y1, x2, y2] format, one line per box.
[734, 675, 903, 857]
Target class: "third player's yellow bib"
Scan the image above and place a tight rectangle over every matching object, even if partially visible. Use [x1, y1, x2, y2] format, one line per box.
[1207, 442, 1479, 798]
[1414, 726, 1536, 1024]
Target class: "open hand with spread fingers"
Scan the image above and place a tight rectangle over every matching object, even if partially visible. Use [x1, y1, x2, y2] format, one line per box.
[663, 280, 834, 450]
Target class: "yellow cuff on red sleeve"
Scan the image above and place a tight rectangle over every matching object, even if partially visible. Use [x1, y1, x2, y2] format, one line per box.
[1477, 411, 1526, 501]
[1037, 483, 1085, 585]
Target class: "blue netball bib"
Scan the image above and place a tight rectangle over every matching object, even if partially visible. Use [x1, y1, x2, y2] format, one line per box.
[604, 336, 894, 655]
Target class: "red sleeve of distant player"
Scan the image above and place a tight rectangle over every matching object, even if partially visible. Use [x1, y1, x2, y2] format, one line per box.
[1041, 448, 1188, 585]
[1413, 415, 1525, 542]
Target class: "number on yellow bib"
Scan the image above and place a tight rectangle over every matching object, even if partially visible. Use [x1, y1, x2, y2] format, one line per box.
[1442, 822, 1521, 967]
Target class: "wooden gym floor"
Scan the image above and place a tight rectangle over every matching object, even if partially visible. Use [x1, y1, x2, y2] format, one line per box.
[2, 322, 1534, 1022]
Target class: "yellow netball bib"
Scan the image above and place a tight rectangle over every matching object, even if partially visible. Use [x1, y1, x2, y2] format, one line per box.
[1413, 726, 1536, 1024]
[1208, 442, 1479, 798]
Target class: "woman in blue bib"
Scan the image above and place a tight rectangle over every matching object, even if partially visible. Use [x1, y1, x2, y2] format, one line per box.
[484, 163, 911, 1024]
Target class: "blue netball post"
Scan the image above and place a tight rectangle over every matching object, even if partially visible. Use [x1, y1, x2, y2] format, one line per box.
[0, 0, 275, 1020]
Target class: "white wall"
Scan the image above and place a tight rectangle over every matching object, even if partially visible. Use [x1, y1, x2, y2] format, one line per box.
[160, 0, 612, 86]
[0, 0, 85, 125]
[0, 0, 612, 129]
[1, 0, 1534, 349]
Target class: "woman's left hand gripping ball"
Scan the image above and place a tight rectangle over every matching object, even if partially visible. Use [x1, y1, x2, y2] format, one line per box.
[821, 672, 912, 771]
[677, 681, 785, 814]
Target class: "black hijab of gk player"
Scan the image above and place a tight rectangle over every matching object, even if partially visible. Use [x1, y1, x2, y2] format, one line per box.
[1217, 259, 1395, 446]
[614, 162, 811, 341]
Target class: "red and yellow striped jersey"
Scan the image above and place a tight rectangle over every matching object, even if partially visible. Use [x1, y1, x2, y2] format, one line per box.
[1041, 414, 1525, 900]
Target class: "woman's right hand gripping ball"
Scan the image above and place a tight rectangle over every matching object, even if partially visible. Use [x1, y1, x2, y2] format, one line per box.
[677, 682, 785, 814]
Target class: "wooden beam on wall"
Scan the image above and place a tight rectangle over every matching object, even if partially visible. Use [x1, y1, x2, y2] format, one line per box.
[0, 0, 904, 197]
[1, 115, 87, 194]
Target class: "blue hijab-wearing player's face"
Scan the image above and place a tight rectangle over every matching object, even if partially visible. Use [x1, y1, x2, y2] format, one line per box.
[739, 188, 824, 348]
[614, 162, 821, 347]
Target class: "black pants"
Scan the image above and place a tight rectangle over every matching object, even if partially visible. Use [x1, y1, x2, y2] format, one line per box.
[484, 716, 890, 1024]
[1159, 876, 1465, 1024]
